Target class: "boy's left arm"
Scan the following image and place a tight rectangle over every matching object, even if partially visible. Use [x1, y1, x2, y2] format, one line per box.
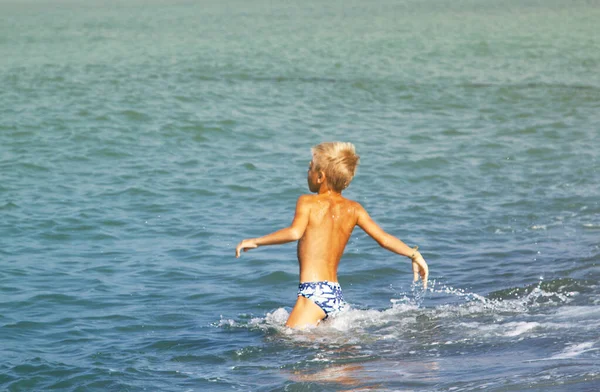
[356, 203, 429, 287]
[235, 195, 311, 258]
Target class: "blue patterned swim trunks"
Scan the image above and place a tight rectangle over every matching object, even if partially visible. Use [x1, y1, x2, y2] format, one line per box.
[298, 281, 347, 318]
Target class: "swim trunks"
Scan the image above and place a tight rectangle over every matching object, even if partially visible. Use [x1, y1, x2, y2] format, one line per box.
[298, 281, 347, 318]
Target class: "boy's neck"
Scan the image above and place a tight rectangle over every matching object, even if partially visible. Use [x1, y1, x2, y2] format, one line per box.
[317, 182, 342, 196]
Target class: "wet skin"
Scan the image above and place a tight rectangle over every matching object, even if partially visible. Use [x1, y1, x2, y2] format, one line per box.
[236, 160, 428, 328]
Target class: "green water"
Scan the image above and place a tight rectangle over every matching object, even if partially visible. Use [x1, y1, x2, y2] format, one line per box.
[1, 0, 599, 391]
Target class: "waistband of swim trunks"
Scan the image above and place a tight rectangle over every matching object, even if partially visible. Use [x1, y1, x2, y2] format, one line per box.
[298, 281, 341, 286]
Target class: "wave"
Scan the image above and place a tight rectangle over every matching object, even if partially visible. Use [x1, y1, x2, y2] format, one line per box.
[217, 278, 597, 348]
[177, 68, 600, 91]
[528, 342, 599, 362]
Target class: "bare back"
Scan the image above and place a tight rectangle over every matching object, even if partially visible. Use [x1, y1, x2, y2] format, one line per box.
[235, 143, 429, 328]
[297, 193, 359, 283]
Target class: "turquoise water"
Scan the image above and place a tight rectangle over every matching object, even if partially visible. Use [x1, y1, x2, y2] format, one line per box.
[1, 0, 600, 390]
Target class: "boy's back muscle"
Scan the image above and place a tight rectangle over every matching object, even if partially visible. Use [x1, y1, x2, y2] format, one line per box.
[297, 193, 359, 282]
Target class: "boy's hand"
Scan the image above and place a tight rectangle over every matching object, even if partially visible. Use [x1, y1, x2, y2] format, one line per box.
[411, 252, 429, 289]
[235, 239, 258, 258]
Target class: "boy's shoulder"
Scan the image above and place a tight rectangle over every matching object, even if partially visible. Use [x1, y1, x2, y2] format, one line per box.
[297, 193, 364, 210]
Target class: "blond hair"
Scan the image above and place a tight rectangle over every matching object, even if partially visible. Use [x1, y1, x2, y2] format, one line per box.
[311, 142, 360, 192]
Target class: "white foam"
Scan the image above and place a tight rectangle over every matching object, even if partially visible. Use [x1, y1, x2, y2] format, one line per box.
[218, 302, 423, 345]
[583, 223, 600, 229]
[503, 322, 540, 337]
[427, 282, 575, 320]
[549, 342, 597, 359]
[428, 283, 486, 302]
[552, 305, 600, 320]
[526, 342, 600, 362]
[218, 317, 236, 327]
[228, 281, 579, 333]
[324, 303, 418, 333]
[452, 321, 540, 339]
[263, 307, 289, 325]
[218, 281, 587, 348]
[494, 226, 514, 234]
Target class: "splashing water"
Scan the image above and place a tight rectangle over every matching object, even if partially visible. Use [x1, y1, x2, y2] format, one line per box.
[218, 277, 581, 347]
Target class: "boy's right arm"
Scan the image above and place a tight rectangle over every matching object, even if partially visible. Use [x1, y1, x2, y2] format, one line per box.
[356, 203, 429, 287]
[235, 195, 311, 258]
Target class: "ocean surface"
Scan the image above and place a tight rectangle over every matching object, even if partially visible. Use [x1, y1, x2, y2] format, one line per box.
[1, 0, 599, 390]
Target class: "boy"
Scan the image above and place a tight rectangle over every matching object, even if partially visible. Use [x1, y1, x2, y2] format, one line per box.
[235, 142, 429, 329]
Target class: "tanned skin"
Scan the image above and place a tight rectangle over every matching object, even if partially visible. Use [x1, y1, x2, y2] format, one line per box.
[236, 160, 429, 329]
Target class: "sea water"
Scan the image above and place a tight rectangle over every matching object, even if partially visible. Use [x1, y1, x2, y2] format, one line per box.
[1, 0, 599, 390]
